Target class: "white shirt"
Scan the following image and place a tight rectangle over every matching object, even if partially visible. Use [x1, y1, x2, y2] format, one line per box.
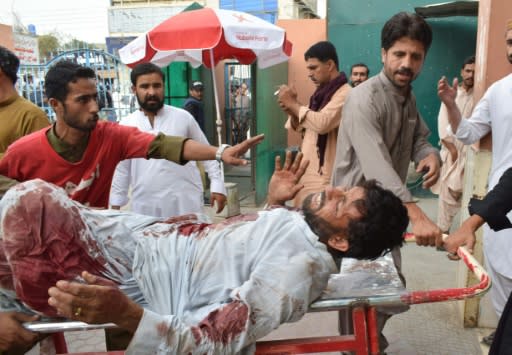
[453, 73, 512, 277]
[110, 105, 226, 218]
[0, 181, 336, 354]
[128, 208, 335, 354]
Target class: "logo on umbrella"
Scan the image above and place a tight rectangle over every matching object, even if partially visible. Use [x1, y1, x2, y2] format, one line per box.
[232, 13, 252, 23]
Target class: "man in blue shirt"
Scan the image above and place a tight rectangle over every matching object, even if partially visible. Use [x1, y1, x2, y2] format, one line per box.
[183, 81, 205, 133]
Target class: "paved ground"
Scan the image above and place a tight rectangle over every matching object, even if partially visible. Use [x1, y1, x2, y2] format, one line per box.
[31, 166, 496, 354]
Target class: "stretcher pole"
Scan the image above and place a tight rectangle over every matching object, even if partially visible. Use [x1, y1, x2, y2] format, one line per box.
[402, 233, 491, 304]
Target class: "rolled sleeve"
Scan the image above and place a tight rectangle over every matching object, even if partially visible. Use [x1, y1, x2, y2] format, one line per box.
[469, 198, 512, 231]
[127, 309, 167, 354]
[468, 167, 512, 231]
[148, 133, 189, 165]
[297, 84, 350, 134]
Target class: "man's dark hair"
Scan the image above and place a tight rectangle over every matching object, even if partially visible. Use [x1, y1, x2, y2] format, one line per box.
[130, 63, 164, 86]
[304, 41, 339, 70]
[381, 12, 433, 53]
[343, 180, 408, 260]
[44, 61, 96, 102]
[350, 63, 369, 76]
[0, 46, 20, 85]
[462, 55, 475, 69]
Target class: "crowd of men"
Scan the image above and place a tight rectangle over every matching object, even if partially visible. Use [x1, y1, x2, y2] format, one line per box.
[0, 9, 511, 355]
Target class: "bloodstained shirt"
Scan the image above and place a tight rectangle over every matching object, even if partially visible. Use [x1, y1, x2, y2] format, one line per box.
[0, 179, 336, 354]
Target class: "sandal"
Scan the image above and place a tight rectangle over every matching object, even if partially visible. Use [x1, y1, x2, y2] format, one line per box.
[481, 330, 495, 346]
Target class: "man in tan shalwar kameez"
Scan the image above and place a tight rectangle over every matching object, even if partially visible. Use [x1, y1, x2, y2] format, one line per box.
[277, 41, 351, 206]
[431, 55, 475, 233]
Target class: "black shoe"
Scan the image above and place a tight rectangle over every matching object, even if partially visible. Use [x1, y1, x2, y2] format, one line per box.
[482, 330, 496, 346]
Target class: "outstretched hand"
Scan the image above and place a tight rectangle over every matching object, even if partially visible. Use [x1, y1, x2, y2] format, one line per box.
[437, 76, 458, 106]
[416, 153, 441, 188]
[222, 134, 265, 165]
[443, 214, 484, 254]
[267, 151, 309, 206]
[48, 271, 143, 333]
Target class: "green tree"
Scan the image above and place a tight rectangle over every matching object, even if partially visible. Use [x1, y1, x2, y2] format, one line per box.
[38, 34, 60, 62]
[63, 38, 92, 50]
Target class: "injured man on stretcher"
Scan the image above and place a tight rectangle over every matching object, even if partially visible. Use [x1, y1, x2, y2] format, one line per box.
[0, 152, 408, 354]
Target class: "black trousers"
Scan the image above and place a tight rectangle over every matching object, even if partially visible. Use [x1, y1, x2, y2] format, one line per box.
[105, 328, 132, 351]
[490, 291, 512, 355]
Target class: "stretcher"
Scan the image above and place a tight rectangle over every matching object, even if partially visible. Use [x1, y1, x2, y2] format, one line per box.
[24, 236, 490, 355]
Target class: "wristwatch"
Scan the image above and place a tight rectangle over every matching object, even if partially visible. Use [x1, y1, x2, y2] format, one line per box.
[215, 144, 231, 162]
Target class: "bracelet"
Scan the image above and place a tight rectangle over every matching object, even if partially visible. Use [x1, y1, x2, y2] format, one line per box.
[215, 144, 231, 162]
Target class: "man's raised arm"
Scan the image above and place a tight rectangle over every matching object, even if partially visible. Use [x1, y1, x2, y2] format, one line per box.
[149, 134, 265, 166]
[437, 76, 463, 133]
[266, 151, 309, 206]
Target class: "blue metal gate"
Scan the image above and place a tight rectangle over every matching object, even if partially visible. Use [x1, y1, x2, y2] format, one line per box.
[224, 62, 254, 146]
[17, 48, 133, 123]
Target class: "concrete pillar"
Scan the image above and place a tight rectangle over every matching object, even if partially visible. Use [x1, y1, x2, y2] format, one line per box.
[459, 149, 496, 327]
[458, 0, 511, 328]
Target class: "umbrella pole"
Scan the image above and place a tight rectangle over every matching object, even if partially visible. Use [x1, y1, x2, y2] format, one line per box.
[209, 49, 223, 147]
[209, 49, 225, 182]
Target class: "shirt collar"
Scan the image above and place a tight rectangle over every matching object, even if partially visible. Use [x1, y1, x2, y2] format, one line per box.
[378, 70, 412, 103]
[459, 85, 473, 95]
[0, 93, 19, 108]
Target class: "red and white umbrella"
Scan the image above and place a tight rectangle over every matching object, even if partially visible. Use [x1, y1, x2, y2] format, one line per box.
[119, 8, 292, 145]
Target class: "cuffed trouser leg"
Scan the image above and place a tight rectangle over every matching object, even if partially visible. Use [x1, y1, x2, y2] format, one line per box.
[437, 186, 462, 233]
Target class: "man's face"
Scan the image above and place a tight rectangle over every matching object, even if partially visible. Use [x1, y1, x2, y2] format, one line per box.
[350, 66, 369, 86]
[460, 63, 475, 90]
[381, 37, 426, 89]
[133, 72, 165, 114]
[302, 186, 365, 251]
[54, 78, 99, 132]
[506, 29, 512, 64]
[240, 83, 248, 95]
[306, 57, 332, 87]
[190, 88, 203, 100]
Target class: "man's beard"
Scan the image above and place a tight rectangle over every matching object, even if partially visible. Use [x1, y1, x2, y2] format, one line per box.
[392, 67, 415, 87]
[137, 95, 164, 114]
[463, 78, 474, 89]
[62, 105, 98, 133]
[302, 193, 346, 259]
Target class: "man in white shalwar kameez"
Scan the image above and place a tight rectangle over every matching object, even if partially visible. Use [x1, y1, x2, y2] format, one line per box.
[0, 153, 408, 355]
[437, 21, 512, 344]
[110, 63, 227, 217]
[431, 55, 475, 233]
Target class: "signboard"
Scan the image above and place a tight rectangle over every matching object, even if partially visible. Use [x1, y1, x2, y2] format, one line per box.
[13, 33, 39, 65]
[108, 6, 186, 34]
[106, 36, 137, 56]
